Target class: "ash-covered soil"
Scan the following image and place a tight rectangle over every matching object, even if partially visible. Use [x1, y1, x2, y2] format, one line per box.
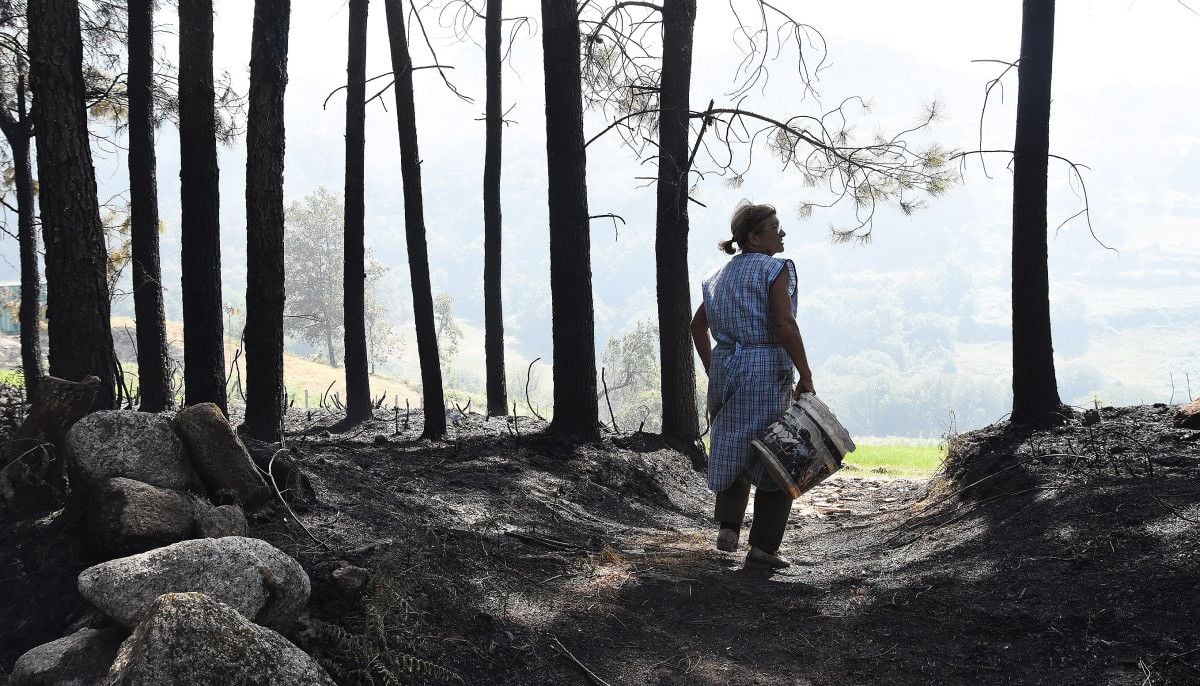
[3, 401, 1199, 685]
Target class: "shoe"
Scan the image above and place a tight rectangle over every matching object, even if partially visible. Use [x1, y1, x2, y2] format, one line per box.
[745, 546, 791, 569]
[716, 528, 739, 552]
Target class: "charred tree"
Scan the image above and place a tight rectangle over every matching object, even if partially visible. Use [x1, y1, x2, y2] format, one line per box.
[128, 0, 172, 412]
[541, 0, 599, 440]
[655, 0, 699, 450]
[1010, 0, 1063, 426]
[178, 0, 227, 412]
[242, 0, 291, 443]
[0, 72, 42, 404]
[382, 0, 446, 439]
[27, 0, 117, 410]
[342, 0, 372, 425]
[483, 0, 508, 417]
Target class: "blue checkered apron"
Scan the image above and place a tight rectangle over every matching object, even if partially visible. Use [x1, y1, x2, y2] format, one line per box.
[702, 253, 798, 492]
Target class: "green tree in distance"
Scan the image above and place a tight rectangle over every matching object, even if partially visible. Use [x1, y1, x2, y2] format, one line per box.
[599, 320, 661, 432]
[284, 187, 390, 370]
[433, 292, 463, 371]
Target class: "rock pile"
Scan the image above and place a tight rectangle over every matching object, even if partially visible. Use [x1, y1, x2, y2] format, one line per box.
[65, 404, 270, 558]
[6, 404, 333, 685]
[8, 537, 331, 685]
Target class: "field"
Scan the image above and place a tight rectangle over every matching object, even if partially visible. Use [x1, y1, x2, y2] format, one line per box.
[842, 443, 945, 478]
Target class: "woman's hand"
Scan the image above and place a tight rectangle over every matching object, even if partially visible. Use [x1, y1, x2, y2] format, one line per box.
[793, 377, 815, 399]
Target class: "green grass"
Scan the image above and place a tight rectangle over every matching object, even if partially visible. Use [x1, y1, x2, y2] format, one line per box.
[841, 444, 945, 479]
[0, 369, 25, 388]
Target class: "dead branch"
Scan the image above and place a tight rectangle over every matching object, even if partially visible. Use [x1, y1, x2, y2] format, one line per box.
[525, 357, 545, 421]
[454, 397, 472, 418]
[951, 149, 1116, 253]
[589, 213, 626, 241]
[551, 636, 614, 686]
[266, 449, 334, 550]
[407, 0, 473, 103]
[319, 380, 336, 410]
[601, 366, 619, 433]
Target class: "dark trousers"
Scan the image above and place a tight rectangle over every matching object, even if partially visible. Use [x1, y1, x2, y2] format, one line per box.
[714, 477, 794, 553]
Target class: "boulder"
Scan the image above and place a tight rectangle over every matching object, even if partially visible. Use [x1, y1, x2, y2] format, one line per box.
[8, 626, 125, 686]
[77, 536, 309, 632]
[65, 411, 195, 497]
[87, 478, 195, 558]
[190, 498, 248, 538]
[1176, 399, 1200, 430]
[104, 592, 335, 686]
[171, 404, 271, 507]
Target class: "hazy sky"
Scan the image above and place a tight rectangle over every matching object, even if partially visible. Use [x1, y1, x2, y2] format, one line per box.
[4, 1, 1198, 435]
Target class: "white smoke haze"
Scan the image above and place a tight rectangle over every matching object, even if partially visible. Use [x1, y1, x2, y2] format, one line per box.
[4, 1, 1196, 437]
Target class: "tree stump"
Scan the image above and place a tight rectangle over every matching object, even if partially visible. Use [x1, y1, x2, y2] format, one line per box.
[1, 375, 101, 517]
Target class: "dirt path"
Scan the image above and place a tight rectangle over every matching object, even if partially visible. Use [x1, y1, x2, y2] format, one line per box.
[264, 409, 1197, 685]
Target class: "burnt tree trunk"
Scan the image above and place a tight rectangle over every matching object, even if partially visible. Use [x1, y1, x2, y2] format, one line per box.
[342, 0, 372, 424]
[178, 0, 228, 412]
[27, 0, 117, 410]
[128, 0, 172, 412]
[0, 74, 43, 404]
[1011, 0, 1063, 426]
[483, 0, 508, 417]
[382, 0, 446, 439]
[541, 0, 598, 440]
[325, 322, 337, 368]
[3, 375, 101, 515]
[242, 0, 292, 443]
[655, 0, 699, 448]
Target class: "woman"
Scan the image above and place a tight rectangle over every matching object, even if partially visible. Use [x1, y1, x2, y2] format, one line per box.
[691, 202, 815, 569]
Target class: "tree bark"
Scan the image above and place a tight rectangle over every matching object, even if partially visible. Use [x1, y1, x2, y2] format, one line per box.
[178, 0, 228, 413]
[242, 0, 292, 443]
[342, 0, 372, 424]
[128, 0, 172, 412]
[0, 74, 43, 404]
[1011, 0, 1062, 426]
[382, 0, 446, 439]
[27, 0, 117, 411]
[483, 0, 508, 417]
[655, 0, 699, 447]
[3, 375, 101, 514]
[325, 321, 337, 368]
[541, 0, 599, 440]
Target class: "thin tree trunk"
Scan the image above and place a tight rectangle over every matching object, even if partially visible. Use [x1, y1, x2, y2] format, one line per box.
[242, 0, 292, 443]
[541, 0, 598, 440]
[128, 0, 172, 412]
[656, 0, 699, 447]
[0, 73, 43, 404]
[325, 322, 337, 368]
[178, 0, 227, 413]
[13, 133, 40, 404]
[342, 0, 372, 424]
[27, 0, 117, 411]
[1011, 0, 1062, 426]
[483, 0, 508, 417]
[382, 0, 446, 439]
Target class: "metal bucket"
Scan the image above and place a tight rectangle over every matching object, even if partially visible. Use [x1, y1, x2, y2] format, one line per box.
[750, 393, 856, 499]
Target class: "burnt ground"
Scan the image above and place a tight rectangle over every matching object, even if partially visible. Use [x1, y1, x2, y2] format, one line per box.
[2, 401, 1199, 685]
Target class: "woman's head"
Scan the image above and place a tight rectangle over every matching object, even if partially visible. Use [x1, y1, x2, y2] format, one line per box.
[720, 202, 785, 256]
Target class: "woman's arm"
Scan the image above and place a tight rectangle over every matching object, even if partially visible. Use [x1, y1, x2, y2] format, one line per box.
[768, 269, 815, 397]
[690, 303, 712, 375]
